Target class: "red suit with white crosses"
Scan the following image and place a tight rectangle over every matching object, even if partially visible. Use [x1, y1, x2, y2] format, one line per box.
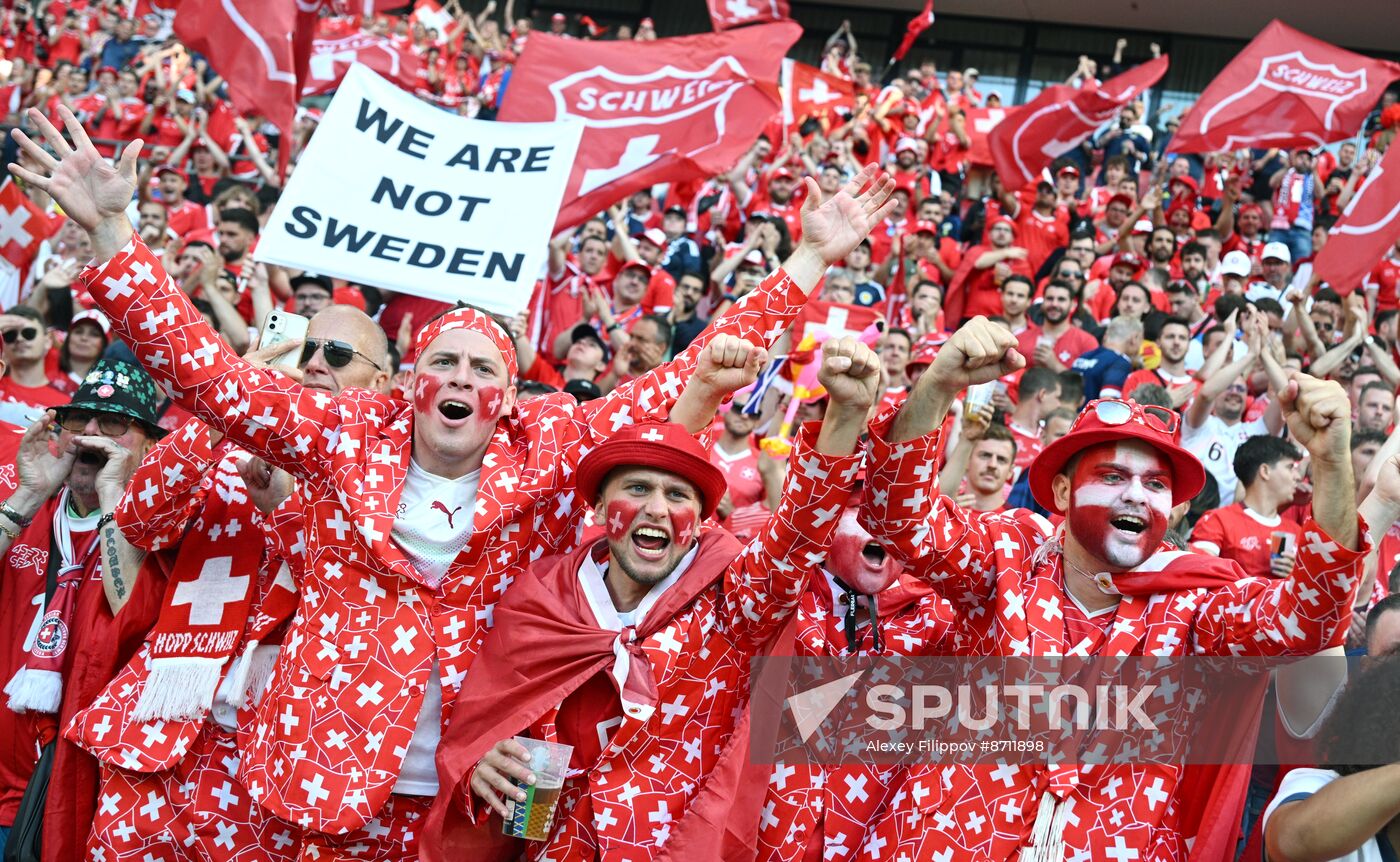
[76, 238, 812, 851]
[855, 410, 1369, 861]
[756, 464, 962, 862]
[67, 419, 300, 861]
[427, 423, 862, 861]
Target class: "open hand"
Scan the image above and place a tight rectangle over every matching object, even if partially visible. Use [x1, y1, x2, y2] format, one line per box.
[16, 410, 74, 503]
[9, 105, 140, 233]
[798, 163, 897, 265]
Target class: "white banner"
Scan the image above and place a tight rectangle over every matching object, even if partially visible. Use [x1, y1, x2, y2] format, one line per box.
[256, 63, 582, 316]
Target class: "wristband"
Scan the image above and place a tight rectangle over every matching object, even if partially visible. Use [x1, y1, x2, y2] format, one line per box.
[722, 293, 738, 302]
[606, 322, 622, 333]
[0, 501, 32, 528]
[97, 512, 116, 532]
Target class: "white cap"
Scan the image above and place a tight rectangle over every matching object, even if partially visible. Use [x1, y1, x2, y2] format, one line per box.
[1220, 250, 1252, 278]
[1262, 241, 1291, 263]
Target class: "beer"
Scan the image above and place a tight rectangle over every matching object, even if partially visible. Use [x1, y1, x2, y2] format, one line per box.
[502, 738, 573, 842]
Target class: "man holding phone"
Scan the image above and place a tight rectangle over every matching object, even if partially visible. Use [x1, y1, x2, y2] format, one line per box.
[1191, 435, 1305, 580]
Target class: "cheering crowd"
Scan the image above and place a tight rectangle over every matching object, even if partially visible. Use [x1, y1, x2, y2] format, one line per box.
[0, 2, 1394, 862]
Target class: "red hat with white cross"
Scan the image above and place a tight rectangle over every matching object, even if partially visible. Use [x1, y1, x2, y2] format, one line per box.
[576, 421, 728, 519]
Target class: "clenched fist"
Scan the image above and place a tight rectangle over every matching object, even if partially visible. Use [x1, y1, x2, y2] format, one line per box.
[818, 336, 881, 413]
[1278, 372, 1351, 466]
[926, 317, 1025, 395]
[693, 334, 768, 397]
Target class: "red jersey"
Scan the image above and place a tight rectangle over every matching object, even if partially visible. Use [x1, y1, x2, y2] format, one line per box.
[1016, 324, 1098, 370]
[1363, 255, 1400, 314]
[1014, 200, 1071, 274]
[1190, 502, 1303, 581]
[0, 376, 68, 411]
[711, 440, 765, 511]
[1007, 419, 1041, 483]
[163, 199, 208, 238]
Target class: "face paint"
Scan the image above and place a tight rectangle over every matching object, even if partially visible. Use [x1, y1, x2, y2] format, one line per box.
[668, 507, 697, 548]
[1066, 442, 1172, 571]
[826, 509, 901, 594]
[413, 374, 441, 415]
[476, 383, 504, 423]
[605, 499, 640, 542]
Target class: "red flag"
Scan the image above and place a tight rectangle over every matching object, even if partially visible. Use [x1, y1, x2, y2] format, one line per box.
[989, 57, 1168, 191]
[891, 0, 934, 63]
[173, 1, 298, 139]
[0, 180, 60, 277]
[1312, 145, 1400, 293]
[963, 106, 1007, 167]
[781, 59, 853, 126]
[499, 22, 801, 233]
[1170, 20, 1400, 153]
[303, 32, 421, 97]
[411, 0, 457, 37]
[706, 0, 790, 31]
[792, 298, 884, 348]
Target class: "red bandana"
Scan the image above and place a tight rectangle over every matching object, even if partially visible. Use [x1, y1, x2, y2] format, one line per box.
[411, 306, 519, 381]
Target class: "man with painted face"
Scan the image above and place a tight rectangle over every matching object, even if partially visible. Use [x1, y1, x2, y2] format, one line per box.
[12, 105, 896, 857]
[422, 335, 880, 861]
[859, 315, 1368, 860]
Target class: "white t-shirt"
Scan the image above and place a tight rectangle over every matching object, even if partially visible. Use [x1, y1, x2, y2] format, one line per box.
[390, 459, 481, 795]
[1182, 414, 1269, 507]
[1262, 768, 1396, 862]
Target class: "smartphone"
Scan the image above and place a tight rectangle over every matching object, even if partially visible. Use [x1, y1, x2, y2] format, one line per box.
[1271, 531, 1296, 559]
[258, 310, 309, 370]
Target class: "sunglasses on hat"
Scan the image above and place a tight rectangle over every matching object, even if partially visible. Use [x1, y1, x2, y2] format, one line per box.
[3, 326, 38, 344]
[1074, 399, 1179, 435]
[299, 338, 382, 371]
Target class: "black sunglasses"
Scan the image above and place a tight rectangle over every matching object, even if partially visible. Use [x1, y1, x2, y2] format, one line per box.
[299, 338, 381, 371]
[55, 408, 133, 436]
[3, 326, 38, 344]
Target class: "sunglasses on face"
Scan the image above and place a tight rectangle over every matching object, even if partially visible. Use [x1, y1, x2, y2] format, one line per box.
[3, 326, 38, 344]
[299, 338, 382, 371]
[55, 408, 133, 436]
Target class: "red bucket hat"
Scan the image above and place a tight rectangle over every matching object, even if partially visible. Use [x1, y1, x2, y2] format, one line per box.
[576, 421, 728, 519]
[1028, 399, 1205, 516]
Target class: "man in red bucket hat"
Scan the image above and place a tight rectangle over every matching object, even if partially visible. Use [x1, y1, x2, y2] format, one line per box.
[422, 336, 882, 862]
[854, 316, 1368, 861]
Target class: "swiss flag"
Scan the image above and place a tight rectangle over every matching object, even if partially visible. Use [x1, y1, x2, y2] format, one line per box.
[792, 298, 884, 348]
[303, 33, 421, 97]
[1170, 20, 1400, 153]
[706, 0, 790, 31]
[892, 0, 935, 63]
[963, 106, 1007, 167]
[781, 59, 854, 126]
[989, 57, 1168, 191]
[173, 1, 299, 144]
[411, 0, 457, 38]
[0, 180, 59, 277]
[499, 22, 800, 233]
[1312, 144, 1400, 293]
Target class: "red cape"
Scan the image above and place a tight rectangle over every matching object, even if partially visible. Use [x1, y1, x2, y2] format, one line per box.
[421, 528, 782, 862]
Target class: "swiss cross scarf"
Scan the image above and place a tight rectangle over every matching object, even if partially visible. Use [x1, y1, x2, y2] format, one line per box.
[130, 457, 263, 722]
[1021, 536, 1265, 862]
[6, 490, 101, 714]
[422, 529, 762, 862]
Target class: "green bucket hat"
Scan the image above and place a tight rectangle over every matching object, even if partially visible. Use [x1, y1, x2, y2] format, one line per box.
[59, 358, 167, 438]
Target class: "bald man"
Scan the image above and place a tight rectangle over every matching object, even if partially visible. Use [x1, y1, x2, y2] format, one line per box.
[66, 305, 392, 861]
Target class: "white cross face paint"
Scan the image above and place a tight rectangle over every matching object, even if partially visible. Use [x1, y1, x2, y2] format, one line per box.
[1067, 441, 1174, 570]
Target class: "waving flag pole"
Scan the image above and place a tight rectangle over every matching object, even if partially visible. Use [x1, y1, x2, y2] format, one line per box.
[885, 0, 934, 72]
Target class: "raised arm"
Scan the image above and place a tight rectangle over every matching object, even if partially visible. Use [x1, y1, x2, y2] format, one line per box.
[114, 417, 218, 551]
[578, 164, 897, 443]
[724, 338, 879, 648]
[8, 105, 354, 482]
[1194, 374, 1363, 656]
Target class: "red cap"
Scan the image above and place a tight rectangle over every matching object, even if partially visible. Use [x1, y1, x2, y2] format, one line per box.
[156, 164, 188, 184]
[771, 167, 797, 182]
[895, 137, 921, 155]
[551, 12, 566, 21]
[738, 249, 767, 268]
[907, 220, 939, 236]
[1239, 202, 1264, 217]
[1056, 164, 1081, 178]
[576, 421, 728, 519]
[989, 215, 1016, 235]
[639, 228, 667, 248]
[619, 259, 652, 277]
[1169, 174, 1199, 195]
[1111, 252, 1142, 270]
[1107, 192, 1136, 210]
[333, 286, 366, 311]
[1028, 399, 1205, 515]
